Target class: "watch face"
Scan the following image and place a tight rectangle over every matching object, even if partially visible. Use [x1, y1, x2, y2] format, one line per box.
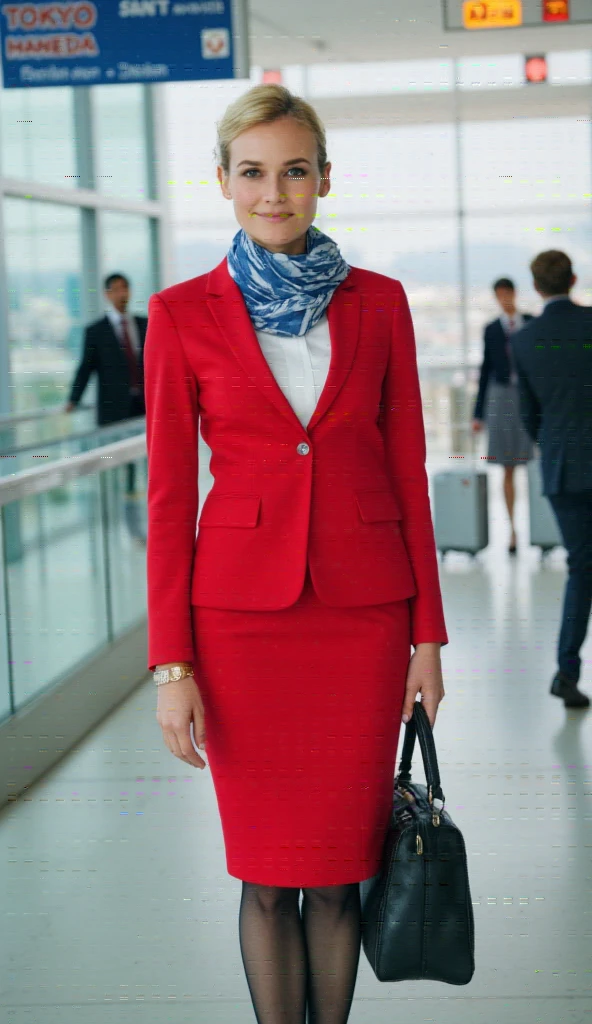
[171, 667, 182, 681]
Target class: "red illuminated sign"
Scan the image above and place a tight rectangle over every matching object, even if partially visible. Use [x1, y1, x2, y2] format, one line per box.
[262, 70, 282, 84]
[542, 0, 569, 21]
[525, 55, 548, 83]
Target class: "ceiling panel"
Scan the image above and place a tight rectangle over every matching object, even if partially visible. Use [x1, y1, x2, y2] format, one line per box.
[247, 0, 592, 66]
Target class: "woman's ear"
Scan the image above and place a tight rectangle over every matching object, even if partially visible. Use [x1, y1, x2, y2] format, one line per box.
[318, 162, 332, 198]
[217, 165, 232, 200]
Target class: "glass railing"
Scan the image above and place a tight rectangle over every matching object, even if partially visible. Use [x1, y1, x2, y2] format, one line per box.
[0, 413, 147, 477]
[0, 434, 148, 723]
[0, 401, 97, 455]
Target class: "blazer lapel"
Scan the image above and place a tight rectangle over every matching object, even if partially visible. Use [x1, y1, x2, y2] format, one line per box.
[206, 260, 361, 434]
[308, 276, 360, 430]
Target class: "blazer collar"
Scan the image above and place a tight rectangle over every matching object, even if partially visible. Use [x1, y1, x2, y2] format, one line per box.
[206, 258, 361, 434]
[542, 297, 576, 314]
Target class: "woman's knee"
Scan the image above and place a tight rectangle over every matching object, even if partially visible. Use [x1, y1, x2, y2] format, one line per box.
[302, 883, 358, 911]
[241, 881, 300, 914]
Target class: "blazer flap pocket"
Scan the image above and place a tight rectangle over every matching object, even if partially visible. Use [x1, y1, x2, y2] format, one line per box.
[199, 494, 261, 528]
[356, 490, 402, 523]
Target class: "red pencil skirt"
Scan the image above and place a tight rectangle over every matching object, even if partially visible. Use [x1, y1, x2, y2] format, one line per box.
[191, 570, 411, 887]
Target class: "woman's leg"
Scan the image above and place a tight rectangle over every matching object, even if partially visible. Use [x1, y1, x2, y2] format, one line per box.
[301, 883, 362, 1024]
[503, 465, 517, 545]
[239, 882, 307, 1024]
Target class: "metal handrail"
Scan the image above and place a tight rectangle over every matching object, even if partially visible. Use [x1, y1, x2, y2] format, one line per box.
[0, 433, 147, 507]
[0, 415, 146, 457]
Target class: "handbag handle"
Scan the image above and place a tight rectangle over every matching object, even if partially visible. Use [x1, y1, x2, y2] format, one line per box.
[396, 701, 445, 805]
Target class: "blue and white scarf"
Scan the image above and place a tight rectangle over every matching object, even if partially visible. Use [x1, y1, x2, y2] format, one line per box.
[226, 226, 350, 337]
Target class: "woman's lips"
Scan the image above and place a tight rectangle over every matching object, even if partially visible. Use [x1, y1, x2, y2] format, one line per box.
[257, 213, 292, 222]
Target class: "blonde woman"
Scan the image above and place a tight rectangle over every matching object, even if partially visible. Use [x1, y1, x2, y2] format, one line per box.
[144, 85, 448, 1024]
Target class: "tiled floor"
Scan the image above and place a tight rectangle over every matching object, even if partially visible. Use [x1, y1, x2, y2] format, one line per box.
[1, 460, 591, 1024]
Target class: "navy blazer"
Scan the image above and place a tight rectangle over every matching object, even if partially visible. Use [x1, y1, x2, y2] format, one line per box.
[473, 314, 534, 421]
[511, 299, 592, 496]
[69, 314, 148, 425]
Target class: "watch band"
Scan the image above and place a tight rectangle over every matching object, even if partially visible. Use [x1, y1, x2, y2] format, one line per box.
[154, 664, 194, 686]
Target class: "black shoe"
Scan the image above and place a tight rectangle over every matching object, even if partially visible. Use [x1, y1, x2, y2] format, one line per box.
[508, 543, 517, 555]
[550, 672, 590, 708]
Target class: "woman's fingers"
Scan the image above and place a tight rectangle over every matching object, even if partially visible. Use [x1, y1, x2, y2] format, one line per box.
[164, 726, 207, 770]
[156, 679, 208, 770]
[401, 685, 420, 724]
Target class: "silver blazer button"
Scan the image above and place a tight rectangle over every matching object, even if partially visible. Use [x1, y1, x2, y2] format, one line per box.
[296, 442, 310, 456]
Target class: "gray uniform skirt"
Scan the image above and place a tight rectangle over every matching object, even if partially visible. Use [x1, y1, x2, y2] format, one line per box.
[485, 381, 534, 466]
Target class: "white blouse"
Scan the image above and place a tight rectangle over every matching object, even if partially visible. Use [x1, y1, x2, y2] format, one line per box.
[255, 314, 331, 430]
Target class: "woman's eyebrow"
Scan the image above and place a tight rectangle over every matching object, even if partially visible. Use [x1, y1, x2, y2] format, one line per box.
[236, 158, 312, 168]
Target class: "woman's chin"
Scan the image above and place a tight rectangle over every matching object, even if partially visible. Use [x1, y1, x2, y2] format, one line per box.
[244, 221, 310, 254]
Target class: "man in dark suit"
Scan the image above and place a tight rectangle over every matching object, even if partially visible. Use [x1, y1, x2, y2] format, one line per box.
[472, 278, 534, 553]
[511, 250, 592, 708]
[65, 272, 147, 493]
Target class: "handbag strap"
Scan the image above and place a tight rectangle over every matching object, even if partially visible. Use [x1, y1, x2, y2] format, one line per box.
[396, 702, 444, 804]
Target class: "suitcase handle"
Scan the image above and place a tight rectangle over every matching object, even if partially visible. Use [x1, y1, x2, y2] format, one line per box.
[396, 702, 445, 806]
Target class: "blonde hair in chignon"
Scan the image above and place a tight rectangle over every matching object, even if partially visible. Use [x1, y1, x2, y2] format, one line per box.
[216, 84, 328, 174]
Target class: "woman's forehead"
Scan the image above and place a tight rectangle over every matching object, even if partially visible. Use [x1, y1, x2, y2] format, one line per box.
[230, 118, 317, 160]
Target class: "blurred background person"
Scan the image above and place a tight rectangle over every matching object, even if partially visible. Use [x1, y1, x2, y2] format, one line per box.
[472, 277, 535, 553]
[511, 251, 592, 709]
[65, 273, 147, 494]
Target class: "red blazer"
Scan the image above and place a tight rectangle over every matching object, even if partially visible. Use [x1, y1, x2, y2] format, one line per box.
[144, 260, 448, 670]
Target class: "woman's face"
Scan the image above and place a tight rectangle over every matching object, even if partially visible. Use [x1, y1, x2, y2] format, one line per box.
[217, 116, 331, 255]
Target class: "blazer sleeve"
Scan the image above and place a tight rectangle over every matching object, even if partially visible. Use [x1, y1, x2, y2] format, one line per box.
[473, 328, 491, 421]
[511, 339, 542, 444]
[69, 325, 97, 405]
[380, 282, 448, 648]
[144, 294, 200, 672]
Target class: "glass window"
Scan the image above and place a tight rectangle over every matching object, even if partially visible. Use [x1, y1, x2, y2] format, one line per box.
[322, 215, 462, 367]
[0, 87, 77, 187]
[460, 117, 591, 211]
[464, 211, 592, 366]
[456, 54, 524, 90]
[325, 123, 457, 216]
[4, 199, 83, 414]
[307, 60, 453, 98]
[548, 50, 592, 86]
[92, 84, 150, 201]
[99, 212, 157, 314]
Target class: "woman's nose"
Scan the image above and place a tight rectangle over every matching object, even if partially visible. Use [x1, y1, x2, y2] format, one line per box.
[263, 177, 286, 203]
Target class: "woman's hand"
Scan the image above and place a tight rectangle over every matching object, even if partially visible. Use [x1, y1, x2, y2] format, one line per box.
[156, 676, 208, 770]
[401, 642, 445, 729]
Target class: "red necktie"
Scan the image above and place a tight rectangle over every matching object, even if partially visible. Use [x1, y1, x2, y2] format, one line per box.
[121, 316, 141, 391]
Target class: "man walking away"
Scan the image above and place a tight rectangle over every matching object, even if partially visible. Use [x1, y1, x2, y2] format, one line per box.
[511, 251, 592, 709]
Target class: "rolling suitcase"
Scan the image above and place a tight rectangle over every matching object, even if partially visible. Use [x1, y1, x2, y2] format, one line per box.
[432, 468, 489, 556]
[527, 452, 562, 552]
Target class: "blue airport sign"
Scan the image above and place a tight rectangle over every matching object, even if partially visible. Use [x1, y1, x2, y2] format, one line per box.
[0, 1, 250, 89]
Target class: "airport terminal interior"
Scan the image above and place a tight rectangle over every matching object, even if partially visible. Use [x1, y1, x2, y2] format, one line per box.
[1, 2, 592, 1022]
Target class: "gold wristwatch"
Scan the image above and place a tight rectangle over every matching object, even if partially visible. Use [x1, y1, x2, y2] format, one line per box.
[153, 663, 194, 686]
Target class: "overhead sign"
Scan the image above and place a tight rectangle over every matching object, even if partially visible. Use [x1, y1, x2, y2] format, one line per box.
[462, 1, 522, 29]
[444, 0, 590, 29]
[542, 0, 569, 20]
[0, 0, 250, 89]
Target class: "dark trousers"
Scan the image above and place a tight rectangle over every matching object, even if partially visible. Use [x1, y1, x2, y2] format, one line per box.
[548, 490, 592, 682]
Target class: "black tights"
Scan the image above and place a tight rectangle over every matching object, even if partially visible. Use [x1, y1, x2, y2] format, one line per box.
[238, 881, 362, 1024]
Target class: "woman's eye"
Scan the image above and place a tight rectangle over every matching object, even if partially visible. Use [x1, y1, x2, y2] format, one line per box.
[243, 168, 260, 178]
[287, 167, 307, 177]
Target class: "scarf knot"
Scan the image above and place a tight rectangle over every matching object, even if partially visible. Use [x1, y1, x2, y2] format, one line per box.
[226, 226, 350, 337]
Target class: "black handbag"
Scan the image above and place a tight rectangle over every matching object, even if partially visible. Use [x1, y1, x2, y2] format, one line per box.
[360, 701, 475, 984]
